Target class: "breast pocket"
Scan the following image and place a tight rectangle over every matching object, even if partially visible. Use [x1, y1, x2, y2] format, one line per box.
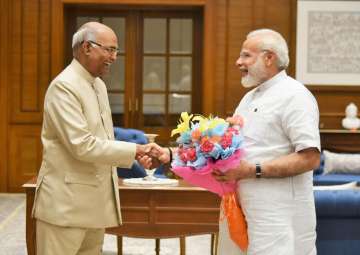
[243, 112, 270, 142]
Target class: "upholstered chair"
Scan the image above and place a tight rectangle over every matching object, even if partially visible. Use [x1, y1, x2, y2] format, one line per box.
[114, 127, 166, 178]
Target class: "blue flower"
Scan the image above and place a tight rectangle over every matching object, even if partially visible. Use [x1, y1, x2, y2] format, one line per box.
[208, 143, 223, 160]
[209, 123, 229, 137]
[187, 153, 207, 169]
[221, 147, 235, 159]
[177, 131, 191, 144]
[172, 154, 186, 167]
[231, 133, 243, 149]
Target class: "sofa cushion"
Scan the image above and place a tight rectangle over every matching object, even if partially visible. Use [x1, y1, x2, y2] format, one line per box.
[323, 150, 360, 175]
[314, 190, 360, 217]
[315, 190, 360, 255]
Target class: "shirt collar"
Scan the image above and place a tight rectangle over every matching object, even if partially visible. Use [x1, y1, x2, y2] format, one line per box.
[255, 70, 287, 92]
[71, 58, 96, 84]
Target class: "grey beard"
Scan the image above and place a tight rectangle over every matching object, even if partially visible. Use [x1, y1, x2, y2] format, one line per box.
[241, 75, 261, 88]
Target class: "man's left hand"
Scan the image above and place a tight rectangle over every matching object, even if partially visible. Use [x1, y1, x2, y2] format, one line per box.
[212, 160, 255, 182]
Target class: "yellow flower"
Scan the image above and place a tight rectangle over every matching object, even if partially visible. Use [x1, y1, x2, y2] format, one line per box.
[197, 118, 210, 132]
[208, 117, 226, 129]
[171, 112, 192, 137]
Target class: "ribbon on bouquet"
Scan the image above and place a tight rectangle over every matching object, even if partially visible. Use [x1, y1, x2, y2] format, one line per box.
[221, 192, 248, 252]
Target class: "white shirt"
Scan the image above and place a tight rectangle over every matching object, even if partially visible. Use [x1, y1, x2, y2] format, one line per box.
[235, 70, 320, 164]
[226, 70, 320, 255]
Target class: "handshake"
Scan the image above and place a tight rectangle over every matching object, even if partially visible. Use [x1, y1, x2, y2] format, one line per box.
[135, 143, 172, 169]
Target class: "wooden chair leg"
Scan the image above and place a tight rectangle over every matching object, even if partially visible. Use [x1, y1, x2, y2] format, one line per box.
[180, 236, 186, 255]
[117, 236, 123, 255]
[211, 233, 219, 255]
[155, 238, 160, 255]
[211, 233, 215, 255]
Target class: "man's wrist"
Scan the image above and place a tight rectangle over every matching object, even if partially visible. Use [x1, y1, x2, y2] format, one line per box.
[167, 147, 173, 163]
[135, 144, 143, 156]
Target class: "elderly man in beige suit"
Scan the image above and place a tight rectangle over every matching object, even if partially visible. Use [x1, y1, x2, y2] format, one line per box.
[33, 22, 155, 255]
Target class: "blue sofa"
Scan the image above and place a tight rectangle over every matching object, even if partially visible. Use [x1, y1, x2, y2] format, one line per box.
[312, 151, 360, 254]
[113, 127, 166, 178]
[315, 189, 360, 255]
[314, 174, 360, 186]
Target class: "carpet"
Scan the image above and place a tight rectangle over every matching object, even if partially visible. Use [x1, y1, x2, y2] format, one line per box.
[0, 193, 212, 255]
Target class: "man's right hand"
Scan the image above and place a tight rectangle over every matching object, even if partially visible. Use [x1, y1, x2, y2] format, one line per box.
[136, 143, 171, 169]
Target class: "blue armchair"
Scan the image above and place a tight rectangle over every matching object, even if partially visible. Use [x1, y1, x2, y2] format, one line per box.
[113, 127, 166, 178]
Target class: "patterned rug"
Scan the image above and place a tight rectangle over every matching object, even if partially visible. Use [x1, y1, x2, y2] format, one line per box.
[0, 193, 212, 255]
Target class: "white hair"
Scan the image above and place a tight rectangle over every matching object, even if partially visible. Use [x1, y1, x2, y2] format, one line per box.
[247, 29, 289, 70]
[72, 26, 97, 50]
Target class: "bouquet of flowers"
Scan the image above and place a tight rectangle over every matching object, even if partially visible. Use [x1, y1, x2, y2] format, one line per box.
[171, 112, 244, 195]
[170, 112, 248, 251]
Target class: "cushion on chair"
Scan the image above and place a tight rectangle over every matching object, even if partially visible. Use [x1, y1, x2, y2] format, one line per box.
[117, 161, 147, 178]
[114, 127, 148, 144]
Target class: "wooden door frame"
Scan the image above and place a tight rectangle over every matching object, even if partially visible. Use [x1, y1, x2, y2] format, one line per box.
[51, 0, 216, 116]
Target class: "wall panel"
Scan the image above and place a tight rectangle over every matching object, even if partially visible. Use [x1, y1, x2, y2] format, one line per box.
[5, 0, 51, 192]
[10, 0, 51, 124]
[223, 0, 295, 116]
[212, 0, 227, 116]
[21, 0, 40, 112]
[0, 0, 9, 192]
[225, 0, 255, 115]
[8, 125, 42, 192]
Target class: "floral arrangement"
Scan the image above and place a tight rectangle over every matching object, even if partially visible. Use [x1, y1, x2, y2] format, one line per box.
[170, 112, 248, 251]
[170, 112, 245, 196]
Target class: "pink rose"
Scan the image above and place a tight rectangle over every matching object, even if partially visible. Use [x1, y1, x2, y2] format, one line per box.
[226, 115, 244, 127]
[220, 133, 233, 149]
[200, 140, 214, 153]
[227, 127, 239, 135]
[178, 147, 187, 162]
[187, 148, 197, 161]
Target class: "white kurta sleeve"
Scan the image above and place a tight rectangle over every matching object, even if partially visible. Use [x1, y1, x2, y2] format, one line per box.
[281, 89, 321, 152]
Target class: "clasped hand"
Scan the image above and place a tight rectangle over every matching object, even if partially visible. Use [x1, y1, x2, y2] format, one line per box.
[135, 143, 170, 169]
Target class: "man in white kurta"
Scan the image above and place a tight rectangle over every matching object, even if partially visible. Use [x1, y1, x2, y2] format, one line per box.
[214, 29, 321, 255]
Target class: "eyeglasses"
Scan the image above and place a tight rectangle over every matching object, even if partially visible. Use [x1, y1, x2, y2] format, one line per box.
[87, 40, 120, 55]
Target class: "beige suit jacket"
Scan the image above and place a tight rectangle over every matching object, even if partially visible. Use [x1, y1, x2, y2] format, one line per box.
[32, 59, 136, 228]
